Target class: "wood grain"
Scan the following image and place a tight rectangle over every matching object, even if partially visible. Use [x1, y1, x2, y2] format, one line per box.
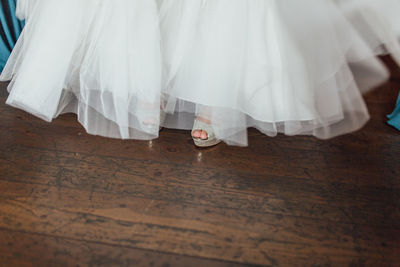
[0, 63, 399, 266]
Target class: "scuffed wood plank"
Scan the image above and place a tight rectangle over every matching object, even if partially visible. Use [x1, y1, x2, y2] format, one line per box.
[0, 180, 398, 265]
[0, 228, 244, 267]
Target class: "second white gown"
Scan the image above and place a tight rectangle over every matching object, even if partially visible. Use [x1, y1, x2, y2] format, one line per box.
[159, 0, 389, 146]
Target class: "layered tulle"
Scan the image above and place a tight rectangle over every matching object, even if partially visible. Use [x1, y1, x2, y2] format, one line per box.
[335, 0, 400, 132]
[1, 0, 395, 145]
[159, 0, 389, 146]
[1, 0, 162, 140]
[335, 0, 400, 64]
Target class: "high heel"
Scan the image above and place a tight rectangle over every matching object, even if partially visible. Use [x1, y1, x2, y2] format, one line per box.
[191, 119, 221, 147]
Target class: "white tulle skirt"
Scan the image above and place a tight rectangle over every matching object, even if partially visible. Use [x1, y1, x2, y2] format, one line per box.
[159, 0, 389, 146]
[335, 0, 400, 65]
[2, 0, 394, 145]
[1, 0, 162, 140]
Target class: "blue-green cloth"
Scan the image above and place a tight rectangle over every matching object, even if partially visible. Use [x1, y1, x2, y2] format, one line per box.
[0, 0, 24, 71]
[388, 92, 400, 131]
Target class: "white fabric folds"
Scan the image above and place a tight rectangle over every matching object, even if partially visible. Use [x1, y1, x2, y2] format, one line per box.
[2, 0, 398, 145]
[2, 0, 162, 140]
[335, 0, 400, 64]
[159, 0, 389, 145]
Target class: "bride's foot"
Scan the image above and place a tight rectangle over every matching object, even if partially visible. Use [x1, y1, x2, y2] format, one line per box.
[192, 117, 211, 140]
[191, 117, 221, 147]
[143, 108, 166, 131]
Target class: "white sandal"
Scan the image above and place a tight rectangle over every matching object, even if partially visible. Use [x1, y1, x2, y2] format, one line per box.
[191, 119, 221, 147]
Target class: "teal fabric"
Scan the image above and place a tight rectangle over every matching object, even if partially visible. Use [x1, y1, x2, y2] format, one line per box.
[388, 92, 400, 131]
[0, 0, 24, 71]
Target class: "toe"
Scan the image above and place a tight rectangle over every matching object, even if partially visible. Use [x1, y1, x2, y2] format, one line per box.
[193, 130, 201, 138]
[201, 130, 208, 140]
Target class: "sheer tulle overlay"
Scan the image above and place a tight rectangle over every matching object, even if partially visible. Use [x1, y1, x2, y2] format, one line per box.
[1, 0, 396, 145]
[1, 0, 162, 139]
[159, 0, 389, 146]
[334, 0, 400, 133]
[335, 0, 400, 64]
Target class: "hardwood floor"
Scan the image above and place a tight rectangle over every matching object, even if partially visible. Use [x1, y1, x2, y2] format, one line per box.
[0, 60, 399, 266]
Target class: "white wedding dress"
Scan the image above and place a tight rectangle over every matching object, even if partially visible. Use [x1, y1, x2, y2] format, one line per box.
[1, 0, 397, 146]
[1, 0, 162, 140]
[159, 0, 389, 146]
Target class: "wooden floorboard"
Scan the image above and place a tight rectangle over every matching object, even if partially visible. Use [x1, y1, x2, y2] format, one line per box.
[0, 228, 245, 267]
[0, 65, 399, 266]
